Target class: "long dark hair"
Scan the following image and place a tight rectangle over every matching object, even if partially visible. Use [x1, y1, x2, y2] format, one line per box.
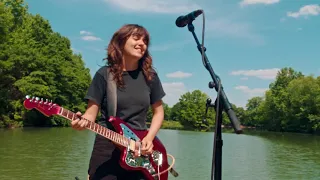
[104, 24, 154, 88]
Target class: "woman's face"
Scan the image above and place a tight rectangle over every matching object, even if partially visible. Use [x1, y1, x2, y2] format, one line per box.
[123, 33, 147, 61]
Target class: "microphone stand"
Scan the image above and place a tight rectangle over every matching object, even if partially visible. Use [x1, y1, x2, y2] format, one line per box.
[186, 22, 243, 180]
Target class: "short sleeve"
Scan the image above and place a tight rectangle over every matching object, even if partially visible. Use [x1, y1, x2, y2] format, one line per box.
[84, 72, 106, 106]
[150, 73, 166, 105]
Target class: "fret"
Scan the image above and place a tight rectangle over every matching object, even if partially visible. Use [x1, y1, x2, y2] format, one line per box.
[55, 106, 130, 148]
[122, 137, 125, 146]
[62, 109, 68, 119]
[60, 108, 64, 116]
[111, 132, 114, 141]
[68, 111, 73, 120]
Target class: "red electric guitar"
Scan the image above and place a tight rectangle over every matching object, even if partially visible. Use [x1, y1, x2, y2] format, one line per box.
[23, 95, 178, 180]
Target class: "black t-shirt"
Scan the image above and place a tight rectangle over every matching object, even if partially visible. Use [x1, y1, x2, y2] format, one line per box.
[84, 66, 165, 130]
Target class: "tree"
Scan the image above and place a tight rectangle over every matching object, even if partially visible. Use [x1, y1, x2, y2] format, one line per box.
[244, 97, 264, 126]
[0, 0, 91, 128]
[171, 90, 215, 131]
[284, 76, 320, 133]
[263, 67, 304, 131]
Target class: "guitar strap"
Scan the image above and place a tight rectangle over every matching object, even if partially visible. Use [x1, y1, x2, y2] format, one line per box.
[106, 67, 117, 117]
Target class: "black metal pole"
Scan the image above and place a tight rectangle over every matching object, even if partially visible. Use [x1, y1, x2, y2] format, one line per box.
[186, 23, 242, 134]
[186, 22, 243, 180]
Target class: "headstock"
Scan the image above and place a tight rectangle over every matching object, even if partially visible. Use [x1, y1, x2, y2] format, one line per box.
[23, 95, 61, 117]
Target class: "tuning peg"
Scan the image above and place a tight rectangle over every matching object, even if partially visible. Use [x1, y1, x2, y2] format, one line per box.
[26, 95, 30, 99]
[35, 97, 39, 101]
[44, 99, 48, 104]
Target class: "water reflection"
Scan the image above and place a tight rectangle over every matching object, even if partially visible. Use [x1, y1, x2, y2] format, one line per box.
[0, 128, 319, 180]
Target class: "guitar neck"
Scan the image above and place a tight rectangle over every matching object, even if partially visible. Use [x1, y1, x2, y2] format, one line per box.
[58, 107, 129, 148]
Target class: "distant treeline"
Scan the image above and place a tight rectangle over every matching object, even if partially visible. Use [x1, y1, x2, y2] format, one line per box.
[152, 68, 320, 134]
[1, 0, 319, 134]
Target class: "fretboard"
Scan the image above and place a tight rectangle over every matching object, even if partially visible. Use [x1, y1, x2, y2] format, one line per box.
[58, 107, 129, 147]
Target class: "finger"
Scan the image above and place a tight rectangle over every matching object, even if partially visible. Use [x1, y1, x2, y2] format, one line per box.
[142, 140, 149, 150]
[134, 141, 141, 157]
[76, 111, 82, 116]
[71, 120, 79, 128]
[80, 120, 87, 129]
[147, 144, 154, 154]
[145, 143, 153, 154]
[71, 119, 78, 126]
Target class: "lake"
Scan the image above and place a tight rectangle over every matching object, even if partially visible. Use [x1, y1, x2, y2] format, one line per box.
[0, 128, 319, 180]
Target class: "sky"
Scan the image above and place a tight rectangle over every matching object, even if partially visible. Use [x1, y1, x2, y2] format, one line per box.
[25, 0, 320, 108]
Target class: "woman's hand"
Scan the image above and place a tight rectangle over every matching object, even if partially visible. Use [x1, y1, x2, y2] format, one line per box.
[141, 136, 154, 155]
[71, 111, 88, 130]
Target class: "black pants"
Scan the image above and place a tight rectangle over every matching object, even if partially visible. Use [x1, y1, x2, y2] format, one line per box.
[88, 134, 145, 180]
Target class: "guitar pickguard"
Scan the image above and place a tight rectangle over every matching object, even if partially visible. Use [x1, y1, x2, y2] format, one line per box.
[120, 123, 140, 141]
[120, 123, 163, 179]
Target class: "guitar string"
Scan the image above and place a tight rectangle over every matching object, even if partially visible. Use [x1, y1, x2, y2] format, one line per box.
[31, 100, 177, 178]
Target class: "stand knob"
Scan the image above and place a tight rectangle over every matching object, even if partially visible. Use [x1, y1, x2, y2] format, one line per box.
[202, 118, 209, 126]
[206, 98, 212, 105]
[209, 81, 215, 89]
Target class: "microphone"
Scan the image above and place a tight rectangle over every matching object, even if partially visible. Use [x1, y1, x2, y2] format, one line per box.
[175, 9, 203, 28]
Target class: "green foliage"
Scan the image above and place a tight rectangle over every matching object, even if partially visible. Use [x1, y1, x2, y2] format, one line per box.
[0, 0, 91, 128]
[170, 90, 215, 131]
[241, 68, 320, 134]
[1, 0, 319, 135]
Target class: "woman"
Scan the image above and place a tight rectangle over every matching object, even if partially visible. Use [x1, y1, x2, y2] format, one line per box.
[71, 24, 166, 180]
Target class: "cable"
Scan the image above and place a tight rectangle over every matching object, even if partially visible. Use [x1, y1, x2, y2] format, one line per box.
[201, 10, 206, 69]
[198, 10, 222, 179]
[153, 153, 176, 178]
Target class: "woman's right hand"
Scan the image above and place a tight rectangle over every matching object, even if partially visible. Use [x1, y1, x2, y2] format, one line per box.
[71, 111, 88, 131]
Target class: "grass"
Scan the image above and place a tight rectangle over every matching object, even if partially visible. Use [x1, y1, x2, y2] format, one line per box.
[147, 120, 184, 130]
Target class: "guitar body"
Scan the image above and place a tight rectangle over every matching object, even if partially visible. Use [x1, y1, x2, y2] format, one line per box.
[109, 116, 169, 180]
[22, 96, 175, 180]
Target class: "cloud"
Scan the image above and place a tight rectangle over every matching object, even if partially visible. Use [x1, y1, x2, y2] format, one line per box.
[230, 68, 280, 80]
[80, 31, 102, 41]
[81, 36, 102, 41]
[150, 40, 192, 52]
[104, 0, 262, 44]
[239, 0, 280, 6]
[235, 86, 268, 97]
[166, 71, 192, 78]
[162, 82, 187, 107]
[280, 17, 286, 22]
[287, 4, 320, 18]
[205, 18, 264, 44]
[80, 30, 92, 35]
[104, 0, 200, 14]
